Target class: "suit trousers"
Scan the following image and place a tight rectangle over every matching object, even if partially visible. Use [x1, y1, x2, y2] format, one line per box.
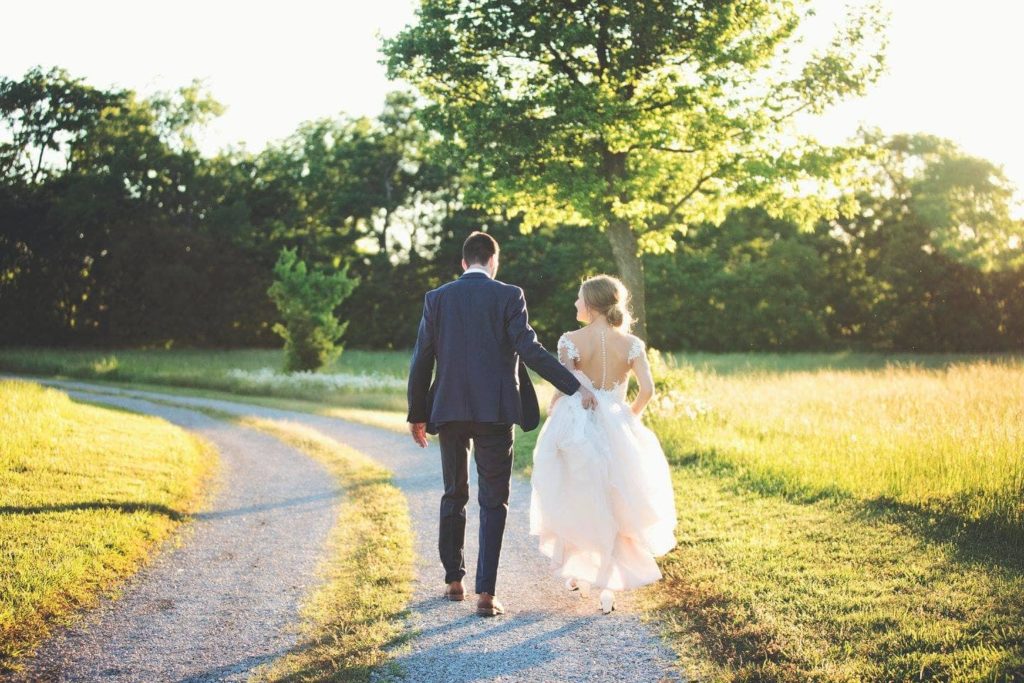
[437, 421, 515, 596]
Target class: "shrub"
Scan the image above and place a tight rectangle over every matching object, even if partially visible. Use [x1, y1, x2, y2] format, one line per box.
[268, 248, 358, 372]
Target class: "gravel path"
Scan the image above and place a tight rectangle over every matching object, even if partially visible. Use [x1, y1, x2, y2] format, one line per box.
[6, 384, 341, 683]
[9, 377, 684, 682]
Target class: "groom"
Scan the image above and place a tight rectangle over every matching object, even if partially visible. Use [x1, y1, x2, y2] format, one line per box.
[407, 231, 597, 616]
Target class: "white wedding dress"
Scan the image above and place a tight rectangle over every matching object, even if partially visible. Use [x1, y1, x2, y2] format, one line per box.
[529, 333, 677, 593]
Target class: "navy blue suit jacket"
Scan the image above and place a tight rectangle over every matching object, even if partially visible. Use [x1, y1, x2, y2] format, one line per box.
[407, 271, 582, 435]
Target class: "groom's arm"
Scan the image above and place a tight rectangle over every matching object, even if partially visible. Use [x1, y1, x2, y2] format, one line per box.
[407, 292, 436, 425]
[504, 287, 582, 396]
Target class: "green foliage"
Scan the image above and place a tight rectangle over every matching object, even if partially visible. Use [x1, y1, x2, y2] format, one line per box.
[383, 0, 890, 335]
[0, 66, 119, 184]
[248, 91, 445, 263]
[268, 247, 358, 372]
[817, 131, 1024, 351]
[638, 131, 1024, 353]
[2, 67, 1022, 354]
[384, 0, 887, 230]
[0, 67, 276, 348]
[646, 208, 832, 351]
[870, 131, 1023, 272]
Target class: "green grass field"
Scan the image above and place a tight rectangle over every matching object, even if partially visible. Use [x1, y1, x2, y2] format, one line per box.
[640, 466, 1024, 681]
[3, 347, 1022, 680]
[0, 347, 408, 409]
[665, 350, 1024, 375]
[0, 379, 217, 672]
[641, 355, 1024, 680]
[649, 355, 1024, 532]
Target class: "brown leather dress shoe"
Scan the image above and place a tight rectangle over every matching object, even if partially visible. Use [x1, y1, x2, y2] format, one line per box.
[444, 580, 465, 601]
[476, 592, 505, 617]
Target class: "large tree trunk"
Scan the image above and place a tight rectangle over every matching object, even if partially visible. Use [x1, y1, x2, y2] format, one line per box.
[605, 217, 647, 341]
[601, 147, 648, 341]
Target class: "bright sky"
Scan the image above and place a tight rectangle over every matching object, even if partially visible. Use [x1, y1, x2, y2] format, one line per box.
[2, 1, 1022, 209]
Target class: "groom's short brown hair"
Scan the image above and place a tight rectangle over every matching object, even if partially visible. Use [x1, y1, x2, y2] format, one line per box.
[463, 231, 499, 266]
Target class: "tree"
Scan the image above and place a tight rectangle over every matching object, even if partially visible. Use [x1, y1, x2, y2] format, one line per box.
[0, 66, 282, 347]
[384, 0, 888, 338]
[646, 207, 831, 350]
[862, 131, 1023, 273]
[0, 66, 119, 184]
[820, 131, 1024, 351]
[268, 247, 359, 371]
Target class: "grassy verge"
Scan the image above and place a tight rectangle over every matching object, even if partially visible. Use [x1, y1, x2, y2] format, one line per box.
[239, 419, 414, 683]
[0, 379, 217, 673]
[669, 350, 1024, 375]
[0, 347, 407, 409]
[638, 464, 1024, 681]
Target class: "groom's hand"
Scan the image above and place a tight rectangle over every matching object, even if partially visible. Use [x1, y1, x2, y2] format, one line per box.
[409, 422, 429, 448]
[578, 386, 597, 410]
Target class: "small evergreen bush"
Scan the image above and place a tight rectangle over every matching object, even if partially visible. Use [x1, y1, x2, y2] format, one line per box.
[268, 247, 358, 372]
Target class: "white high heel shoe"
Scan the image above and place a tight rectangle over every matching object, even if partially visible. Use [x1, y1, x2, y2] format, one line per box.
[599, 589, 615, 614]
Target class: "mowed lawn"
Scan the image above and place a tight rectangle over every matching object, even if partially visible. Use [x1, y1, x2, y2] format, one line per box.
[2, 348, 1022, 680]
[0, 380, 217, 673]
[0, 347, 409, 410]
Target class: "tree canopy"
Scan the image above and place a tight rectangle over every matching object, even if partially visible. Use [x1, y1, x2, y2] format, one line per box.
[1, 64, 1021, 354]
[383, 0, 889, 337]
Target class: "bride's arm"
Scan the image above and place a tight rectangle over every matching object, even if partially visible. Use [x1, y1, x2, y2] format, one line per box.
[549, 334, 576, 412]
[630, 344, 655, 417]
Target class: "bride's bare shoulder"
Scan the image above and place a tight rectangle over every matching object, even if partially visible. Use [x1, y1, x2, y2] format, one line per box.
[557, 329, 584, 353]
[560, 328, 586, 343]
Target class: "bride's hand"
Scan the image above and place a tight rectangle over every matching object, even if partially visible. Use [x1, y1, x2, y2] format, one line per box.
[578, 386, 597, 410]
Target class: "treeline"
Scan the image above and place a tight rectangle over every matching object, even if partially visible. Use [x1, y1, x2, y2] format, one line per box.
[2, 67, 1022, 352]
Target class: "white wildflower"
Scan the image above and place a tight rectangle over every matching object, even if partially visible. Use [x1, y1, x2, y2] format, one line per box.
[225, 367, 405, 391]
[651, 389, 712, 420]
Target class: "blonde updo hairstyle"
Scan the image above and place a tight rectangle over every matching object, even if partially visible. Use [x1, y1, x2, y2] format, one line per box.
[580, 274, 633, 331]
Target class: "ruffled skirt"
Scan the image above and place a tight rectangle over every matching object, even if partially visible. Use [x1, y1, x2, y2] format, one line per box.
[529, 390, 677, 591]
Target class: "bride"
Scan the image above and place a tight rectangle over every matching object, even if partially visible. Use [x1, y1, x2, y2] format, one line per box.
[529, 275, 677, 614]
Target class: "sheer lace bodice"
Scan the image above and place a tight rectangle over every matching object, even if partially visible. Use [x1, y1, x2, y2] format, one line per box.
[557, 332, 645, 404]
[572, 368, 630, 403]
